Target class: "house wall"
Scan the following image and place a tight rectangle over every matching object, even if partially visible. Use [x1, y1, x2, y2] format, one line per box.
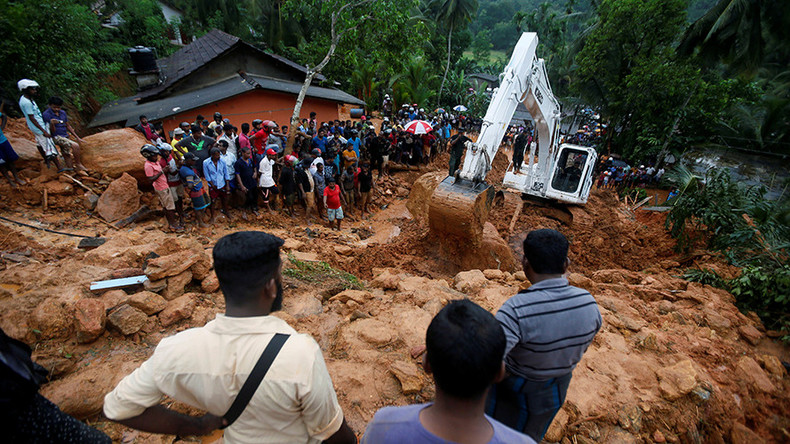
[165, 48, 304, 96]
[159, 89, 343, 137]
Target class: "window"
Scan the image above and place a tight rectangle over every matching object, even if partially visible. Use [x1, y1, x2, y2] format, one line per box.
[551, 148, 588, 193]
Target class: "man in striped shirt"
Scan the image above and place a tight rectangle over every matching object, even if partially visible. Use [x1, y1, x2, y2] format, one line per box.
[486, 229, 602, 442]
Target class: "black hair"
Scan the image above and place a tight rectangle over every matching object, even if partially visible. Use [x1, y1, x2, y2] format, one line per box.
[48, 96, 64, 106]
[210, 146, 221, 155]
[218, 140, 229, 148]
[196, 114, 204, 120]
[241, 123, 250, 133]
[213, 231, 284, 306]
[310, 111, 316, 117]
[523, 229, 569, 274]
[191, 125, 202, 134]
[426, 299, 505, 399]
[223, 124, 233, 131]
[139, 115, 147, 120]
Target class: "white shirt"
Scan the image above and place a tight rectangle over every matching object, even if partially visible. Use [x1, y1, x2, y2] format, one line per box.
[104, 314, 343, 444]
[220, 150, 237, 177]
[258, 157, 275, 188]
[309, 157, 325, 176]
[19, 96, 45, 135]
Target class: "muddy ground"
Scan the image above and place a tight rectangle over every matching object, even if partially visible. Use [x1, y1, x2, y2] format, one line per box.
[0, 148, 787, 444]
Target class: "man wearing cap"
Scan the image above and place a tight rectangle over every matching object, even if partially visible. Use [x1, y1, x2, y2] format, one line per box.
[218, 124, 236, 155]
[104, 231, 356, 444]
[208, 112, 224, 133]
[258, 148, 278, 211]
[170, 127, 186, 158]
[249, 119, 266, 155]
[18, 79, 63, 171]
[176, 125, 216, 175]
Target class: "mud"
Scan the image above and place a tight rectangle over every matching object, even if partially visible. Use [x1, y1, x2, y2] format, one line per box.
[0, 147, 787, 443]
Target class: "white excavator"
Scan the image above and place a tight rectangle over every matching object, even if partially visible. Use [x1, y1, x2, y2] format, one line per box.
[428, 32, 598, 240]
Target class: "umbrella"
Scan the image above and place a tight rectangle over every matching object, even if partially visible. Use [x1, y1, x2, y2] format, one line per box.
[453, 105, 468, 112]
[404, 120, 434, 135]
[435, 108, 446, 114]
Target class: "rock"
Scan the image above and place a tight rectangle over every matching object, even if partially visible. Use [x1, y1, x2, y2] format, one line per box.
[371, 269, 402, 290]
[567, 273, 594, 291]
[730, 423, 765, 444]
[189, 252, 212, 280]
[100, 289, 130, 311]
[756, 354, 786, 378]
[333, 245, 353, 256]
[290, 251, 320, 262]
[653, 430, 666, 443]
[738, 324, 763, 345]
[389, 360, 424, 395]
[605, 427, 638, 444]
[657, 359, 698, 400]
[483, 269, 504, 280]
[162, 269, 193, 300]
[544, 408, 569, 442]
[127, 291, 168, 315]
[143, 278, 167, 293]
[144, 252, 199, 281]
[31, 299, 73, 340]
[453, 269, 488, 294]
[111, 268, 145, 279]
[422, 298, 445, 317]
[0, 310, 32, 342]
[352, 318, 393, 346]
[283, 293, 323, 318]
[704, 309, 732, 331]
[73, 299, 106, 343]
[83, 191, 99, 210]
[735, 356, 775, 393]
[201, 271, 219, 293]
[330, 289, 372, 304]
[95, 173, 140, 222]
[592, 269, 642, 284]
[617, 405, 642, 432]
[282, 238, 304, 251]
[514, 271, 527, 281]
[107, 304, 148, 335]
[158, 294, 197, 327]
[81, 128, 149, 182]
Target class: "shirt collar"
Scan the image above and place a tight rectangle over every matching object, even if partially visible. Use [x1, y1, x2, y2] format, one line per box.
[205, 313, 295, 335]
[525, 276, 569, 291]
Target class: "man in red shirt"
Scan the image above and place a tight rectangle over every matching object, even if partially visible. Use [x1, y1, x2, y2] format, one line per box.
[141, 145, 182, 232]
[323, 177, 345, 231]
[249, 119, 267, 155]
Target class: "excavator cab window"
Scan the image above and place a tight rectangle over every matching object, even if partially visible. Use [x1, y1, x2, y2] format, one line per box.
[551, 148, 588, 194]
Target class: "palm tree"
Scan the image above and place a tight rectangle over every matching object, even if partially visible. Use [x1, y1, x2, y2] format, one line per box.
[431, 0, 478, 106]
[349, 62, 381, 108]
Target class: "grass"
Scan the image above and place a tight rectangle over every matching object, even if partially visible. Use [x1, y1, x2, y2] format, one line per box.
[284, 253, 365, 290]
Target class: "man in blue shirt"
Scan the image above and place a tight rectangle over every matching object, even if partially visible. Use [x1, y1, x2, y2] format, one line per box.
[42, 96, 87, 173]
[311, 128, 327, 153]
[179, 153, 211, 227]
[362, 300, 534, 444]
[203, 147, 233, 223]
[234, 147, 259, 219]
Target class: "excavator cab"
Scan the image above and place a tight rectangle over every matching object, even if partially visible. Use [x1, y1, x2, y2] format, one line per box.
[544, 144, 598, 204]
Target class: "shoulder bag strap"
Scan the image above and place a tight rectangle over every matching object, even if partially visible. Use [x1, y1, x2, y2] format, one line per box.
[222, 333, 289, 428]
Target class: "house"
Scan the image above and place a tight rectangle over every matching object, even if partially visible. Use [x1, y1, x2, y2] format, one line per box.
[89, 29, 365, 133]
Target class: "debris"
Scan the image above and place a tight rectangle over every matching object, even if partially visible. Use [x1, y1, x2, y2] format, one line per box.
[74, 298, 106, 343]
[95, 173, 140, 223]
[107, 304, 148, 335]
[77, 237, 106, 250]
[90, 275, 149, 292]
[158, 294, 197, 327]
[115, 205, 154, 229]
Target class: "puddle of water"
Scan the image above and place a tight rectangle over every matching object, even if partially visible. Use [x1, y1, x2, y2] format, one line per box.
[360, 224, 401, 246]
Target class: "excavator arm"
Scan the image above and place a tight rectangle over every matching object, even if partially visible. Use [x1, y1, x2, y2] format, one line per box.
[428, 32, 560, 241]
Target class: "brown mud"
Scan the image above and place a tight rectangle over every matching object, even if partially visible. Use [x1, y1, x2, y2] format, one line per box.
[0, 145, 786, 444]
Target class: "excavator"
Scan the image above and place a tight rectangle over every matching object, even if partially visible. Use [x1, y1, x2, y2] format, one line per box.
[428, 32, 598, 241]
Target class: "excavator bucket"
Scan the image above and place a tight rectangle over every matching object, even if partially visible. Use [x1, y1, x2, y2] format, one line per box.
[428, 176, 495, 242]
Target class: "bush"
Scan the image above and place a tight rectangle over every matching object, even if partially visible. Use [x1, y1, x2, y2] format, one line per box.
[669, 166, 790, 335]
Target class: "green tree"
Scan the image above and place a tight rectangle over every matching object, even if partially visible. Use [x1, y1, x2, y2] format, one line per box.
[431, 0, 479, 105]
[471, 30, 493, 61]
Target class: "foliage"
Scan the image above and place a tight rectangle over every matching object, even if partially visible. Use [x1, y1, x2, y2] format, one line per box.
[0, 0, 124, 111]
[105, 0, 173, 55]
[682, 268, 726, 288]
[471, 30, 493, 61]
[284, 254, 364, 290]
[668, 167, 790, 334]
[619, 187, 647, 203]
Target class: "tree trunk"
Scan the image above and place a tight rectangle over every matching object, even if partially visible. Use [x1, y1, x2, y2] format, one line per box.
[438, 23, 453, 107]
[656, 84, 697, 168]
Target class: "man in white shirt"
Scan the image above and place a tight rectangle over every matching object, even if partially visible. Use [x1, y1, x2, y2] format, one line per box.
[103, 231, 355, 444]
[258, 148, 277, 211]
[17, 79, 63, 171]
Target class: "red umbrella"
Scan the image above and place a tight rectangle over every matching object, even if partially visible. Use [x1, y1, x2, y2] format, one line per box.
[404, 120, 433, 135]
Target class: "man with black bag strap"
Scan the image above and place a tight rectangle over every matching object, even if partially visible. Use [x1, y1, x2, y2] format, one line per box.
[1, 328, 111, 442]
[104, 231, 356, 443]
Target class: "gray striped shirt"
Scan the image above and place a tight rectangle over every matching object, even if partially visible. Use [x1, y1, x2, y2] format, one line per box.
[496, 277, 602, 380]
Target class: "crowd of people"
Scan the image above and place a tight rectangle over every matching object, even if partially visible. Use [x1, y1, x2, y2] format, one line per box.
[134, 96, 480, 231]
[595, 157, 665, 191]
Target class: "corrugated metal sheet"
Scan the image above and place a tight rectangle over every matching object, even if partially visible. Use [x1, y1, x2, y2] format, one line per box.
[89, 74, 364, 128]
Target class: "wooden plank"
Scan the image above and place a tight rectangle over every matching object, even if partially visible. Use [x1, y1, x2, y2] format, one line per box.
[508, 199, 525, 234]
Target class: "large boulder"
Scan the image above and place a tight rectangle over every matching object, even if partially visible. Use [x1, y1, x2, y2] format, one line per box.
[80, 128, 148, 182]
[96, 173, 140, 222]
[3, 118, 42, 170]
